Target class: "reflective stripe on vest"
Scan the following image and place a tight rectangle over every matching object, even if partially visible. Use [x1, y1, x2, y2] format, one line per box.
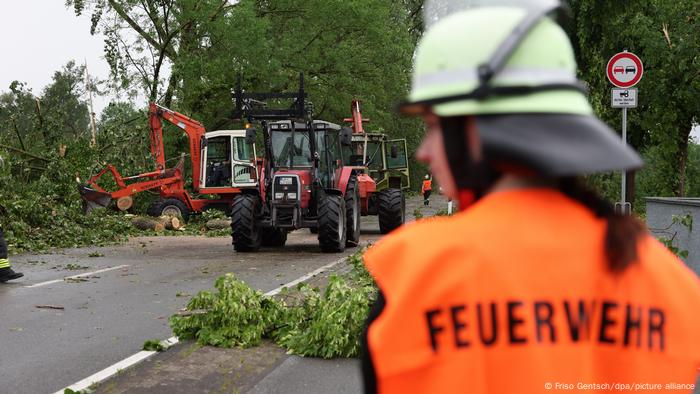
[0, 258, 10, 269]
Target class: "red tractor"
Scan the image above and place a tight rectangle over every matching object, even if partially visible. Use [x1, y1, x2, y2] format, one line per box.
[230, 76, 361, 252]
[79, 103, 261, 221]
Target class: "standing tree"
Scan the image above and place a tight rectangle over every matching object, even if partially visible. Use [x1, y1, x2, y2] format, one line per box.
[569, 0, 700, 198]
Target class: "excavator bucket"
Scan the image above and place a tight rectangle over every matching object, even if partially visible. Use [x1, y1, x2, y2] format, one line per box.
[78, 184, 113, 214]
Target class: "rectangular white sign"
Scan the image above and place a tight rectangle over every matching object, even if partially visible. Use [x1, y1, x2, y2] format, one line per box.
[611, 88, 638, 108]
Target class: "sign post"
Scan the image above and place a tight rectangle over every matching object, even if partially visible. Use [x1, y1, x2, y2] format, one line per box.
[607, 51, 643, 214]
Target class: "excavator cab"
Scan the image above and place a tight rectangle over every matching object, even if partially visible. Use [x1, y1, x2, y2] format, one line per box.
[200, 131, 258, 190]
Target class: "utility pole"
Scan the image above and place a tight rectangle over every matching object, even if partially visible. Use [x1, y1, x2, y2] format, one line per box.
[85, 59, 97, 147]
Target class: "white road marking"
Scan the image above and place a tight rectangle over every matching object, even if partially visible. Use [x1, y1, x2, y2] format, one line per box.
[55, 336, 180, 394]
[24, 265, 131, 289]
[264, 255, 347, 296]
[55, 255, 350, 393]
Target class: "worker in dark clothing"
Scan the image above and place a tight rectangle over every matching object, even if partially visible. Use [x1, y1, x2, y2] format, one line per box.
[421, 175, 432, 206]
[0, 227, 23, 282]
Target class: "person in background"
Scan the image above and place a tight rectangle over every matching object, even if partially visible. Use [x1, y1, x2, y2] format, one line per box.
[0, 227, 23, 283]
[421, 174, 432, 206]
[0, 154, 23, 283]
[361, 1, 700, 393]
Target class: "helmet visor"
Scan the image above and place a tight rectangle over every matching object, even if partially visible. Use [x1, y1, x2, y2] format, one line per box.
[423, 0, 560, 29]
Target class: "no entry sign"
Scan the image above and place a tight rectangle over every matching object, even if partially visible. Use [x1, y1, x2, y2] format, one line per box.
[607, 52, 644, 88]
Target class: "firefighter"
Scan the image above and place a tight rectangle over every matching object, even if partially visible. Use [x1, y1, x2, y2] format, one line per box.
[0, 155, 23, 283]
[421, 175, 432, 206]
[0, 226, 23, 283]
[361, 1, 700, 393]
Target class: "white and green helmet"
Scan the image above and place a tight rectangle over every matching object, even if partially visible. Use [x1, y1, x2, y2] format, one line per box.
[401, 0, 642, 176]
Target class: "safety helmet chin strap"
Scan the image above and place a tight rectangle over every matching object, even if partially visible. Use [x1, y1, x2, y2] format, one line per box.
[440, 117, 500, 208]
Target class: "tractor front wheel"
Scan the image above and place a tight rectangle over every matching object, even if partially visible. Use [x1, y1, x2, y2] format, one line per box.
[231, 194, 262, 252]
[147, 198, 190, 222]
[317, 194, 346, 253]
[377, 188, 405, 234]
[344, 176, 361, 247]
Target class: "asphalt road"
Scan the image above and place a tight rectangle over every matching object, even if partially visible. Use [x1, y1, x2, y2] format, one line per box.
[0, 194, 448, 394]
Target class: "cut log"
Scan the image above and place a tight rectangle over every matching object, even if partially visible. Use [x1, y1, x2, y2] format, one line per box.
[132, 217, 165, 232]
[116, 196, 133, 211]
[205, 219, 230, 230]
[158, 215, 182, 230]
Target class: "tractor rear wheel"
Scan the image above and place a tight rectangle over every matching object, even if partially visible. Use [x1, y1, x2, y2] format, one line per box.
[317, 194, 346, 253]
[231, 194, 262, 252]
[378, 188, 405, 234]
[147, 198, 190, 222]
[344, 176, 361, 247]
[261, 228, 287, 247]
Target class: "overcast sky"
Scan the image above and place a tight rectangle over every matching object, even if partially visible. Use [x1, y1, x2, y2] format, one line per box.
[0, 1, 111, 114]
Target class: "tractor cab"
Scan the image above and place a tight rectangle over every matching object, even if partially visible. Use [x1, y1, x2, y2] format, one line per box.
[350, 133, 410, 190]
[198, 130, 259, 193]
[267, 119, 346, 225]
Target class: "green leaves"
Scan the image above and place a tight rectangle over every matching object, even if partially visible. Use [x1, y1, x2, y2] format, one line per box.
[169, 250, 377, 358]
[142, 339, 166, 351]
[170, 274, 285, 348]
[275, 274, 375, 358]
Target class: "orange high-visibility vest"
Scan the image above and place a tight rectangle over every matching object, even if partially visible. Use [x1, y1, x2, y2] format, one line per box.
[422, 180, 432, 193]
[363, 188, 700, 394]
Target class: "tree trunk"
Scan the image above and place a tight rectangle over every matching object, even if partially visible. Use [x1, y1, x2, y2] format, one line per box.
[132, 217, 166, 232]
[116, 196, 133, 211]
[159, 215, 182, 230]
[131, 216, 181, 231]
[205, 219, 230, 230]
[163, 72, 178, 108]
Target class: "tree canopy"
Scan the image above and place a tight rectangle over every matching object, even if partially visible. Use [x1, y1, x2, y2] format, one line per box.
[569, 0, 700, 199]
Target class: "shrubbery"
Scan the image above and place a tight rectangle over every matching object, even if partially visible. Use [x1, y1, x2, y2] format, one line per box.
[170, 250, 377, 358]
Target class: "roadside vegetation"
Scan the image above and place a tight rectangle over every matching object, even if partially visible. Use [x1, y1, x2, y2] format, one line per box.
[170, 250, 376, 358]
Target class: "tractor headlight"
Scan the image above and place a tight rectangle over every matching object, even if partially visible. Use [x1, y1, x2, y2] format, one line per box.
[287, 193, 297, 200]
[275, 193, 285, 200]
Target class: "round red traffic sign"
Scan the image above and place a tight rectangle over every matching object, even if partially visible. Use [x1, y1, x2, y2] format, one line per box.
[606, 52, 643, 88]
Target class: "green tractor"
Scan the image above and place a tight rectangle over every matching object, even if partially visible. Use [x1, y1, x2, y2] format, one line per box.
[352, 132, 410, 191]
[344, 100, 410, 234]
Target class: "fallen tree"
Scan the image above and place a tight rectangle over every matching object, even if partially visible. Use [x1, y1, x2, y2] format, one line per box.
[205, 219, 230, 230]
[169, 250, 375, 358]
[131, 215, 182, 232]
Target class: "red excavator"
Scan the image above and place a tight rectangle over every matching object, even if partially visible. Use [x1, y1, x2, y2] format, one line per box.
[79, 103, 261, 221]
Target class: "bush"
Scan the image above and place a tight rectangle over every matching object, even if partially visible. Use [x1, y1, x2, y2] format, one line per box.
[169, 250, 378, 358]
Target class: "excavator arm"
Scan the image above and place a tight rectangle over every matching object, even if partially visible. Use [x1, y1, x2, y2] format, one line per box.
[148, 102, 206, 189]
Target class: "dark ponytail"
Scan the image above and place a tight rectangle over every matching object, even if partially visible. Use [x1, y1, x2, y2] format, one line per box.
[558, 177, 646, 273]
